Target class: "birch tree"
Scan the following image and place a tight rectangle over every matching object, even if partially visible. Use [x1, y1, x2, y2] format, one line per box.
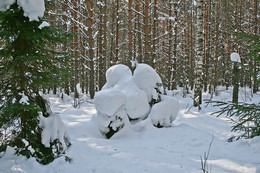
[194, 0, 204, 108]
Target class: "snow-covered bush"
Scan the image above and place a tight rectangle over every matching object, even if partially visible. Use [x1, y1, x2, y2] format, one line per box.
[150, 95, 179, 128]
[39, 113, 71, 148]
[94, 64, 179, 138]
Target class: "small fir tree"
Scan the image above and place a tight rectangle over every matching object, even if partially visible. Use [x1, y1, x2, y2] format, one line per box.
[0, 1, 71, 164]
[212, 101, 260, 141]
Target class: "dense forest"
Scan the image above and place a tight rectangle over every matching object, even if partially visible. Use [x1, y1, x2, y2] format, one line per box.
[47, 0, 259, 101]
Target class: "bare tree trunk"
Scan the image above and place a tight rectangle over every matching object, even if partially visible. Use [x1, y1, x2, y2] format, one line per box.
[172, 0, 178, 90]
[193, 0, 204, 109]
[98, 1, 105, 90]
[73, 0, 79, 99]
[213, 1, 219, 92]
[128, 0, 133, 67]
[151, 0, 158, 68]
[86, 0, 95, 99]
[136, 0, 142, 63]
[253, 0, 258, 93]
[190, 4, 194, 90]
[144, 0, 151, 65]
[167, 0, 173, 90]
[115, 0, 120, 63]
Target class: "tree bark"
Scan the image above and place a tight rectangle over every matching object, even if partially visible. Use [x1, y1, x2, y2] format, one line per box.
[144, 0, 151, 65]
[86, 0, 95, 99]
[193, 0, 204, 108]
[128, 0, 133, 67]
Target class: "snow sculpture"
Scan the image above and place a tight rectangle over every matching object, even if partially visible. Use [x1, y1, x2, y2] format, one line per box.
[94, 63, 179, 138]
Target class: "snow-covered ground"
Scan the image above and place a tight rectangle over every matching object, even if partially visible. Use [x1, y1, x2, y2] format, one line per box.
[0, 88, 260, 173]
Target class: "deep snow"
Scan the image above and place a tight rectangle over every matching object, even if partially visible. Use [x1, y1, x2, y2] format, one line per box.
[0, 88, 260, 173]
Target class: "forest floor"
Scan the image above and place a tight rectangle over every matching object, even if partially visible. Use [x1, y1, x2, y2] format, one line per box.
[0, 87, 260, 173]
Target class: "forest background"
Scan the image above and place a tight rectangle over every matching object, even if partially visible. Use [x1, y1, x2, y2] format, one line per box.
[46, 0, 259, 102]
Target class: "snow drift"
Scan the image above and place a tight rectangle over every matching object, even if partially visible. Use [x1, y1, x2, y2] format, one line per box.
[94, 63, 179, 138]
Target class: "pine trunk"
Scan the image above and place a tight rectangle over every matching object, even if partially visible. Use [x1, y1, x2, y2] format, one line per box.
[86, 0, 95, 99]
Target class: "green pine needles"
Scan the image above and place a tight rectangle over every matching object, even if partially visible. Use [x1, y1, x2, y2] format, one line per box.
[212, 101, 260, 141]
[0, 2, 71, 164]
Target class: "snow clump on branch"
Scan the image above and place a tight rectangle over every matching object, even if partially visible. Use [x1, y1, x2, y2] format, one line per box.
[0, 0, 45, 21]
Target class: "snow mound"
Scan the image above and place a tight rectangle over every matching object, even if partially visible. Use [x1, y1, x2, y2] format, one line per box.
[133, 63, 164, 102]
[150, 95, 179, 128]
[39, 113, 71, 148]
[94, 88, 126, 116]
[102, 64, 132, 89]
[95, 63, 179, 138]
[0, 0, 15, 11]
[114, 78, 151, 120]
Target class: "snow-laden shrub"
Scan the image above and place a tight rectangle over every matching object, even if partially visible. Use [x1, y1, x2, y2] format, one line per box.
[133, 64, 164, 103]
[94, 64, 179, 138]
[150, 95, 179, 128]
[39, 113, 71, 148]
[102, 64, 132, 89]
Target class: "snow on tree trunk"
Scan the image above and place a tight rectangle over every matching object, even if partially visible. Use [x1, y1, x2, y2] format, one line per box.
[193, 0, 204, 109]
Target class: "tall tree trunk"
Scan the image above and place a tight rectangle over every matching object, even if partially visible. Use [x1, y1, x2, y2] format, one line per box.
[128, 0, 133, 67]
[136, 0, 142, 63]
[193, 0, 204, 109]
[144, 0, 151, 65]
[73, 0, 79, 99]
[172, 0, 178, 90]
[86, 0, 95, 99]
[167, 0, 173, 90]
[253, 0, 258, 93]
[151, 0, 158, 68]
[213, 1, 219, 92]
[190, 4, 194, 90]
[115, 0, 120, 63]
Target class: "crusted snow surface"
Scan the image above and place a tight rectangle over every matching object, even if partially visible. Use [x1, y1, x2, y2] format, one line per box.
[0, 91, 260, 173]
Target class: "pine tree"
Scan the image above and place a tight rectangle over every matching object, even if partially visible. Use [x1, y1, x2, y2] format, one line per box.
[0, 1, 71, 164]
